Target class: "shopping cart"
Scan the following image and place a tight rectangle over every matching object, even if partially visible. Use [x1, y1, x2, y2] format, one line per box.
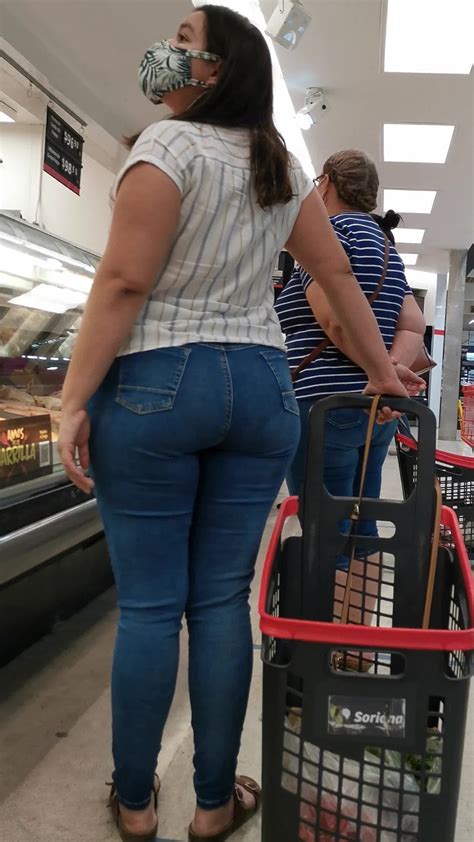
[460, 385, 474, 449]
[259, 498, 474, 842]
[396, 431, 474, 562]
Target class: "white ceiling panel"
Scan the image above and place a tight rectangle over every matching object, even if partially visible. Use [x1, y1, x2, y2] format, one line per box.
[1, 0, 472, 273]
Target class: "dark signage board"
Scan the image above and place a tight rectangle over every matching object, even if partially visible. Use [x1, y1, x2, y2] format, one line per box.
[44, 107, 83, 195]
[0, 415, 53, 489]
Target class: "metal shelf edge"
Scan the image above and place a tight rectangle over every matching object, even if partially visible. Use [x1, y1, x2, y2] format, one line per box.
[0, 499, 103, 587]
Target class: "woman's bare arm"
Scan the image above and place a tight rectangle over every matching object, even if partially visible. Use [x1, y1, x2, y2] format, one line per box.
[390, 295, 426, 366]
[61, 163, 181, 414]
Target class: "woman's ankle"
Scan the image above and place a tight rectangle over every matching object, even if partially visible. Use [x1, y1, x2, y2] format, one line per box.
[119, 800, 157, 831]
[192, 799, 234, 835]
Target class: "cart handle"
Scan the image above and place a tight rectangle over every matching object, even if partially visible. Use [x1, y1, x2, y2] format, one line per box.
[397, 433, 474, 471]
[259, 498, 474, 652]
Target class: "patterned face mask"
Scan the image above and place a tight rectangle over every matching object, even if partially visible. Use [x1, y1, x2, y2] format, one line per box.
[139, 40, 221, 105]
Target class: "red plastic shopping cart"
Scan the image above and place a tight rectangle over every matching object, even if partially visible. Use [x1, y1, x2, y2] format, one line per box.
[259, 498, 474, 842]
[460, 385, 474, 449]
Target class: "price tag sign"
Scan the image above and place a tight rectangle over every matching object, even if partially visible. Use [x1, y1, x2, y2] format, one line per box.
[44, 107, 84, 195]
[0, 415, 53, 489]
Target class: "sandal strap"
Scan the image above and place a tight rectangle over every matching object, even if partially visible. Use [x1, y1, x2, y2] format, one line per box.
[188, 776, 261, 842]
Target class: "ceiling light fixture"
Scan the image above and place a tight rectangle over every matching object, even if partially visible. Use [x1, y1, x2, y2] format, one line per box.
[405, 268, 437, 287]
[393, 228, 425, 245]
[295, 87, 326, 131]
[383, 189, 437, 214]
[384, 0, 473, 74]
[384, 123, 455, 164]
[398, 253, 419, 266]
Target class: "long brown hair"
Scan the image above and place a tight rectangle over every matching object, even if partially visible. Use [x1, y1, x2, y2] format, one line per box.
[129, 5, 294, 209]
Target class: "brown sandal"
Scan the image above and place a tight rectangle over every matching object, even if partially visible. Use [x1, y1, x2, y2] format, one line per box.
[188, 775, 261, 842]
[108, 774, 160, 842]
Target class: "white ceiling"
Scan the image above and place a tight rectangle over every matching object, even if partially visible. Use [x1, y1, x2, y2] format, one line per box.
[1, 0, 473, 276]
[260, 0, 473, 274]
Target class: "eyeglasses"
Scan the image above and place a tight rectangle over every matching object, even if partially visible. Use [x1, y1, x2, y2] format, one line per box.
[313, 174, 324, 185]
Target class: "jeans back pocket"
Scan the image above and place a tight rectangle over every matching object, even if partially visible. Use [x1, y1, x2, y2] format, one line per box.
[326, 407, 364, 430]
[260, 349, 299, 416]
[116, 347, 191, 415]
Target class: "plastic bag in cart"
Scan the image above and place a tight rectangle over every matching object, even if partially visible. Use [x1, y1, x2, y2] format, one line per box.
[284, 715, 420, 841]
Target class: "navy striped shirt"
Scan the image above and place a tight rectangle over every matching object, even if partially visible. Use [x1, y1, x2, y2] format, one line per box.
[275, 212, 412, 400]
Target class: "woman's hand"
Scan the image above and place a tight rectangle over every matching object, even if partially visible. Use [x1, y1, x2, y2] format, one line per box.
[363, 372, 409, 424]
[393, 362, 426, 396]
[58, 408, 94, 494]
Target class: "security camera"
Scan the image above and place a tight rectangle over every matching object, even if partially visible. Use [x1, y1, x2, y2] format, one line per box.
[295, 88, 327, 130]
[265, 1, 312, 51]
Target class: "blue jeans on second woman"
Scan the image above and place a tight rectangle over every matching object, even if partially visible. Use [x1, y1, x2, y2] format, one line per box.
[287, 399, 397, 565]
[88, 343, 300, 811]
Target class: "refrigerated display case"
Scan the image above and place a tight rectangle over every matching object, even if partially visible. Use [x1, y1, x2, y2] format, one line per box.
[0, 212, 112, 665]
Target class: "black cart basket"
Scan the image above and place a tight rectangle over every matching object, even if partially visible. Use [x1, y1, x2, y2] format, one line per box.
[259, 396, 474, 842]
[396, 430, 474, 562]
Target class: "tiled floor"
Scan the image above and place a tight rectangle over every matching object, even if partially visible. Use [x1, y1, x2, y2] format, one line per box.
[0, 453, 472, 841]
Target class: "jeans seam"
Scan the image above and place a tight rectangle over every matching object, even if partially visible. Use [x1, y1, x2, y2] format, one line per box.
[220, 350, 233, 438]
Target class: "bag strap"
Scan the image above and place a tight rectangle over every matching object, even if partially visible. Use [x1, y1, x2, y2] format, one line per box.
[292, 235, 391, 383]
[339, 395, 382, 625]
[422, 478, 442, 629]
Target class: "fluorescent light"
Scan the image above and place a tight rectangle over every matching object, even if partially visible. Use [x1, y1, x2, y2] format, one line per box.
[393, 228, 425, 245]
[405, 269, 437, 287]
[383, 189, 437, 214]
[399, 253, 418, 266]
[192, 0, 315, 178]
[384, 124, 454, 164]
[9, 284, 87, 314]
[385, 0, 473, 74]
[0, 111, 15, 123]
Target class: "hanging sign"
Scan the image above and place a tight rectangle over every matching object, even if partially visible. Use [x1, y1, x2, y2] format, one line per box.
[44, 107, 83, 195]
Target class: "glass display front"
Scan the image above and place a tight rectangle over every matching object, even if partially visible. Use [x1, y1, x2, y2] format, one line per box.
[0, 213, 99, 499]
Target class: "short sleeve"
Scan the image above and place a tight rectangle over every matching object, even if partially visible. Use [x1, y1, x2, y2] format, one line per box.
[112, 120, 195, 200]
[289, 156, 315, 205]
[331, 222, 352, 260]
[300, 266, 314, 293]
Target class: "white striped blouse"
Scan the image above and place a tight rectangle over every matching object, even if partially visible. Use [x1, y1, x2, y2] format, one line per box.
[112, 120, 314, 356]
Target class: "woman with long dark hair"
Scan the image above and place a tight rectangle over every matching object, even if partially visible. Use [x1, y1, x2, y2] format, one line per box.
[59, 9, 416, 842]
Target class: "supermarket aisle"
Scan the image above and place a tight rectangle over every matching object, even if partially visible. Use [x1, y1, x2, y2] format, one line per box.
[0, 455, 472, 842]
